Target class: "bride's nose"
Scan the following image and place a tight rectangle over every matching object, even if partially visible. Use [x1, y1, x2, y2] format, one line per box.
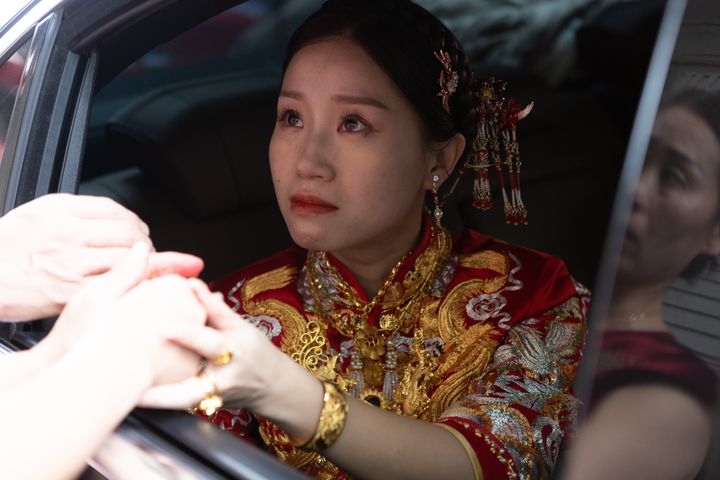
[295, 128, 336, 181]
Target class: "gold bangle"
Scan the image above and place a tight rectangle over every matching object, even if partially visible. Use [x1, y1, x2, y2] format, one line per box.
[299, 381, 348, 452]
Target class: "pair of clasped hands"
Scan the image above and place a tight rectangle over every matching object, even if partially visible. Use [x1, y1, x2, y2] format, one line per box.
[1, 193, 276, 413]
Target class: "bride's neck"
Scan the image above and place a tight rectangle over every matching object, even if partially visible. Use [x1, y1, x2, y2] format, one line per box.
[331, 224, 423, 298]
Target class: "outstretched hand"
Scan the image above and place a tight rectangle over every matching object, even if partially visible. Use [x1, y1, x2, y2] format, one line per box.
[0, 194, 203, 321]
[56, 242, 207, 389]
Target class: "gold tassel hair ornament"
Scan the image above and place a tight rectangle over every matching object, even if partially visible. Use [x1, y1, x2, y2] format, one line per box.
[433, 51, 533, 225]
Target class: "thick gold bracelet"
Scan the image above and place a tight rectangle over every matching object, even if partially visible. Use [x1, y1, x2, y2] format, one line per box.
[299, 381, 348, 452]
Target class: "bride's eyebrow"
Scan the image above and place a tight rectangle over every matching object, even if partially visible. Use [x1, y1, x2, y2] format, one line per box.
[332, 94, 389, 110]
[279, 90, 304, 100]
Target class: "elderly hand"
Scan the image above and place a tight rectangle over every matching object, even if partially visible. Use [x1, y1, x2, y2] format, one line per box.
[0, 194, 162, 321]
[58, 242, 206, 389]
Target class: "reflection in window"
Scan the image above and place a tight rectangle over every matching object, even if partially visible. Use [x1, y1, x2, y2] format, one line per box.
[122, 0, 288, 76]
[0, 40, 29, 161]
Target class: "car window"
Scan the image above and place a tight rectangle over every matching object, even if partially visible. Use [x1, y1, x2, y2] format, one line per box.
[561, 0, 720, 478]
[93, 0, 294, 107]
[74, 0, 720, 478]
[121, 2, 278, 75]
[84, 0, 297, 182]
[0, 37, 30, 341]
[0, 39, 30, 161]
[82, 0, 663, 283]
[81, 0, 306, 280]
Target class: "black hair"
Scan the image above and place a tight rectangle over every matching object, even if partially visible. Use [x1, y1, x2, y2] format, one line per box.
[282, 0, 478, 166]
[662, 90, 720, 279]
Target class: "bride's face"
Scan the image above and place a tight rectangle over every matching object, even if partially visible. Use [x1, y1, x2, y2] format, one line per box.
[269, 37, 436, 257]
[618, 105, 720, 285]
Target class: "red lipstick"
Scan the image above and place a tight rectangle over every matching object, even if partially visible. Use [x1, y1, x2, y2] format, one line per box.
[290, 194, 338, 214]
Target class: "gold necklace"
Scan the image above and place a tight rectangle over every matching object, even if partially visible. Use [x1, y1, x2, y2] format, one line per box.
[303, 226, 451, 404]
[311, 250, 410, 323]
[305, 225, 451, 330]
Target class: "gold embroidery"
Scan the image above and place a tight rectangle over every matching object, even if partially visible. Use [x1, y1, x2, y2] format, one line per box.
[419, 299, 441, 331]
[236, 265, 310, 358]
[438, 280, 485, 341]
[384, 282, 404, 304]
[240, 266, 297, 302]
[235, 229, 582, 480]
[395, 329, 438, 417]
[437, 253, 512, 342]
[428, 324, 496, 420]
[258, 423, 344, 479]
[258, 423, 316, 468]
[244, 299, 307, 356]
[459, 250, 509, 275]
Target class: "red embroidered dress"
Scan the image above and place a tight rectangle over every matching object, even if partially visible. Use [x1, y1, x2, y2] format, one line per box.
[207, 220, 589, 479]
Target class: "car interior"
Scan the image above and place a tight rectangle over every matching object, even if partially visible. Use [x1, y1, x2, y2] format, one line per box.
[5, 0, 719, 477]
[78, 0, 664, 287]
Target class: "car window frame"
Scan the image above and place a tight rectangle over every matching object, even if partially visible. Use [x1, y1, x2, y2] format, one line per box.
[0, 12, 59, 214]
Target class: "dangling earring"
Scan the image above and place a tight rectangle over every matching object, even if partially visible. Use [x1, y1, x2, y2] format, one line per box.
[432, 174, 443, 225]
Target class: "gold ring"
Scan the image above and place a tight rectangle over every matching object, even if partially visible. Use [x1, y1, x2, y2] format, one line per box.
[194, 373, 223, 416]
[212, 346, 233, 366]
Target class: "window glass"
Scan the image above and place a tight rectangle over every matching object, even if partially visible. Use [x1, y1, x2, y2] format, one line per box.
[123, 2, 277, 75]
[85, 0, 306, 181]
[0, 39, 30, 161]
[99, 0, 300, 98]
[562, 1, 720, 478]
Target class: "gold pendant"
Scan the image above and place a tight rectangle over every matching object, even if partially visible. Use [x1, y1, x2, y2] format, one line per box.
[356, 324, 385, 361]
[379, 314, 400, 331]
[362, 359, 384, 388]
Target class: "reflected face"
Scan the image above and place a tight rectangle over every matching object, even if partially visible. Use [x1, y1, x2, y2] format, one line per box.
[619, 105, 720, 284]
[269, 37, 434, 256]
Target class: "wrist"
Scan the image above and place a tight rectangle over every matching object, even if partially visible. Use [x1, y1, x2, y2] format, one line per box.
[293, 381, 349, 451]
[255, 354, 324, 441]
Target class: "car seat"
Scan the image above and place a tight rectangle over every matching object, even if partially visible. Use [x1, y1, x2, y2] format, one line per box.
[79, 71, 292, 280]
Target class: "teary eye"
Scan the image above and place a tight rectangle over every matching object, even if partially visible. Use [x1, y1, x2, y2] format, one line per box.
[340, 113, 372, 133]
[278, 109, 303, 128]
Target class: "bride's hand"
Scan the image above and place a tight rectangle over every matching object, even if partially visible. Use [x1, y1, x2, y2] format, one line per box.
[139, 280, 321, 424]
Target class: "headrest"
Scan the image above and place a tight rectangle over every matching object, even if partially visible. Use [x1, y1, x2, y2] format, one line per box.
[106, 71, 280, 219]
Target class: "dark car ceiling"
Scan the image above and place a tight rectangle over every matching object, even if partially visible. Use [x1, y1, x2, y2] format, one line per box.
[60, 0, 244, 90]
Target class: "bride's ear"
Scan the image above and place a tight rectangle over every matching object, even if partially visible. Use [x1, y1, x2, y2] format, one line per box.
[424, 132, 466, 188]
